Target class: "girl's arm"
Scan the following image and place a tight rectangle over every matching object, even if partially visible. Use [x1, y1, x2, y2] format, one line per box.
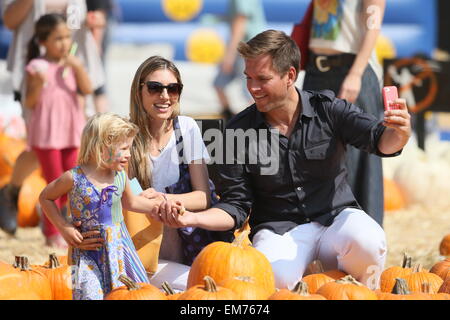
[24, 70, 45, 109]
[2, 0, 34, 31]
[121, 179, 165, 215]
[338, 0, 386, 103]
[64, 55, 93, 95]
[39, 171, 84, 247]
[164, 160, 212, 211]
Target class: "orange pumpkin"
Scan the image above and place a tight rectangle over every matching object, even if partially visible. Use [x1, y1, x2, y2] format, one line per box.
[219, 276, 270, 300]
[380, 253, 414, 292]
[161, 281, 184, 300]
[178, 276, 237, 300]
[34, 254, 72, 300]
[12, 256, 52, 300]
[0, 133, 26, 177]
[383, 178, 406, 211]
[316, 275, 378, 300]
[440, 234, 450, 257]
[302, 260, 346, 293]
[104, 275, 167, 300]
[438, 278, 450, 294]
[268, 281, 326, 300]
[17, 170, 47, 227]
[187, 230, 275, 295]
[0, 260, 25, 299]
[404, 264, 443, 293]
[418, 282, 450, 300]
[430, 258, 450, 281]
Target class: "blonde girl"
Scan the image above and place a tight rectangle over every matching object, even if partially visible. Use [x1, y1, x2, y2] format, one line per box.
[39, 112, 166, 300]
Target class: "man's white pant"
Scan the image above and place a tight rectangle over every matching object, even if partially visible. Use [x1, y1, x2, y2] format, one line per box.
[252, 208, 387, 290]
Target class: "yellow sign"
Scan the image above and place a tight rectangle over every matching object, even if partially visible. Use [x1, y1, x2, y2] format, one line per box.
[186, 28, 225, 64]
[162, 0, 203, 22]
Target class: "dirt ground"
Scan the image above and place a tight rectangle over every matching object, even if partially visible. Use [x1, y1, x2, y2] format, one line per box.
[1, 204, 449, 269]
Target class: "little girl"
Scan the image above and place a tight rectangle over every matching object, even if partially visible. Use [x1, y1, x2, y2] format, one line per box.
[24, 13, 93, 248]
[39, 112, 170, 300]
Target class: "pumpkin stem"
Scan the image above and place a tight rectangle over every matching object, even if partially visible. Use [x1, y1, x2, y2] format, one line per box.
[13, 256, 31, 271]
[292, 281, 310, 296]
[392, 278, 411, 295]
[335, 275, 364, 286]
[232, 229, 251, 248]
[118, 274, 141, 291]
[306, 260, 325, 275]
[203, 276, 218, 293]
[47, 253, 60, 269]
[412, 263, 423, 273]
[161, 281, 175, 295]
[421, 283, 431, 294]
[401, 252, 412, 268]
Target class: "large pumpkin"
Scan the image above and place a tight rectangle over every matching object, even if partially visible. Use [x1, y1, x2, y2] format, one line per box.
[0, 260, 25, 299]
[11, 256, 52, 300]
[187, 230, 275, 294]
[104, 275, 167, 300]
[178, 276, 237, 300]
[34, 254, 72, 300]
[268, 281, 326, 300]
[316, 275, 378, 300]
[17, 170, 47, 227]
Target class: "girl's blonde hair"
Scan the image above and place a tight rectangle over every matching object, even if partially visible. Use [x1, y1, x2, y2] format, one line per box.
[128, 56, 183, 189]
[78, 112, 139, 168]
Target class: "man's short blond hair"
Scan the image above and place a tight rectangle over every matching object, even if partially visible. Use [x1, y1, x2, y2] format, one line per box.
[78, 112, 139, 168]
[237, 29, 301, 80]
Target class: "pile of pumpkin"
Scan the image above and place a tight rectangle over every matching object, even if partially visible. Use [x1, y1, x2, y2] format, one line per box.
[0, 132, 47, 228]
[1, 230, 450, 300]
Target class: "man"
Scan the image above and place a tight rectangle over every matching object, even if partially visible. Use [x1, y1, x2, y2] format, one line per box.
[155, 30, 411, 290]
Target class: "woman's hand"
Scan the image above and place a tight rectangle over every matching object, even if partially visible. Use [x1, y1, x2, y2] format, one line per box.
[140, 188, 166, 203]
[156, 200, 195, 228]
[69, 221, 104, 250]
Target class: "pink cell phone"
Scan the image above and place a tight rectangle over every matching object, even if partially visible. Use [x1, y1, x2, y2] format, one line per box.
[382, 86, 399, 111]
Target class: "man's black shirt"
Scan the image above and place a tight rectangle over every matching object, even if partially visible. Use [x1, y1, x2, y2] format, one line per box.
[213, 89, 400, 239]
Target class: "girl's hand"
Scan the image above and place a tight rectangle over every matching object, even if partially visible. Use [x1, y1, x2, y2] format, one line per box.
[157, 200, 193, 228]
[338, 72, 362, 103]
[63, 55, 83, 69]
[29, 70, 46, 86]
[60, 224, 84, 247]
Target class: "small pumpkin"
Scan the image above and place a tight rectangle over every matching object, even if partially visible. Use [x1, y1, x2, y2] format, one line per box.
[34, 253, 72, 300]
[383, 177, 406, 211]
[17, 170, 46, 227]
[104, 275, 167, 300]
[404, 264, 443, 294]
[418, 282, 450, 300]
[178, 276, 237, 300]
[429, 258, 450, 281]
[187, 229, 275, 294]
[316, 275, 378, 300]
[219, 276, 271, 300]
[380, 252, 415, 292]
[0, 133, 26, 177]
[439, 234, 450, 257]
[268, 281, 326, 300]
[0, 260, 25, 299]
[302, 260, 346, 293]
[161, 281, 184, 300]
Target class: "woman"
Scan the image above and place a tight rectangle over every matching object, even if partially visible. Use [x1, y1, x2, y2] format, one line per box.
[127, 56, 230, 291]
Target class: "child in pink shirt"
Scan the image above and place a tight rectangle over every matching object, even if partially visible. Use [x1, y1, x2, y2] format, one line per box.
[24, 13, 93, 248]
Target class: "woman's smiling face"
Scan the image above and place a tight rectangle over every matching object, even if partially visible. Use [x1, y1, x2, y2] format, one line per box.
[141, 69, 181, 121]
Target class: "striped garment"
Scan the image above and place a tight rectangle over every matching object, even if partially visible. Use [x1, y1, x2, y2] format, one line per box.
[68, 166, 149, 300]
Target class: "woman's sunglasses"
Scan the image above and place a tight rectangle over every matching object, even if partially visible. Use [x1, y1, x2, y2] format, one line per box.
[141, 81, 183, 95]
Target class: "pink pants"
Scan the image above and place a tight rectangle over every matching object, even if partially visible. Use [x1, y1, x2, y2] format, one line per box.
[252, 208, 387, 290]
[33, 147, 78, 237]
